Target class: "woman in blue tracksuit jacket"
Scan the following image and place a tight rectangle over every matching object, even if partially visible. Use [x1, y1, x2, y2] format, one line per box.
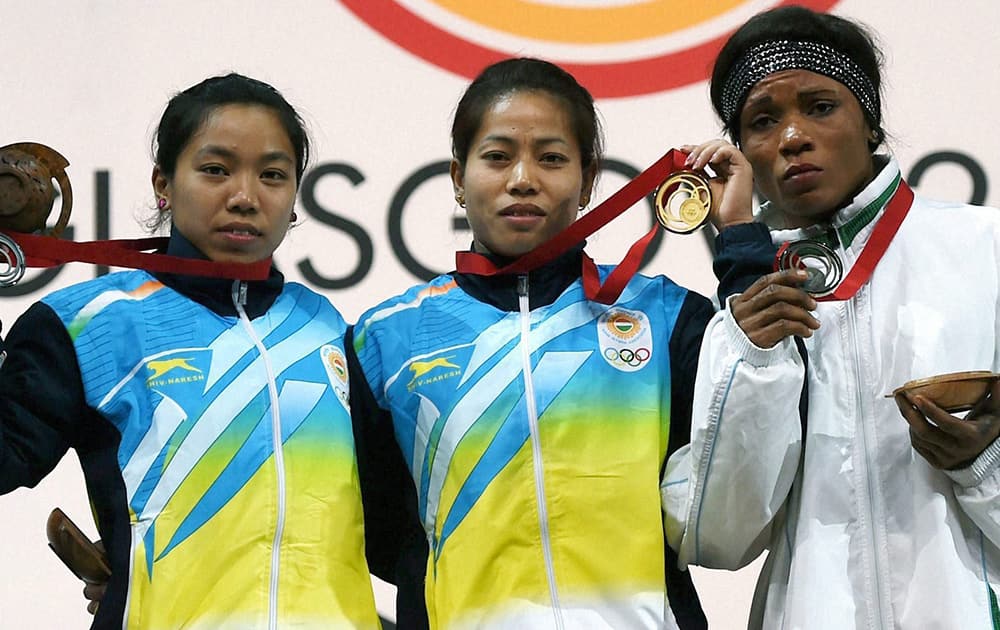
[0, 73, 388, 629]
[349, 58, 713, 630]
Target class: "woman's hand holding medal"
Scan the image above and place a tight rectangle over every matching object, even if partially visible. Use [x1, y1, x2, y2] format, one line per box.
[680, 140, 755, 230]
[728, 270, 820, 349]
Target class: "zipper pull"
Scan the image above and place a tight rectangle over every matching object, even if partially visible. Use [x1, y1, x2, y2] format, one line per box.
[231, 280, 248, 307]
[517, 274, 529, 297]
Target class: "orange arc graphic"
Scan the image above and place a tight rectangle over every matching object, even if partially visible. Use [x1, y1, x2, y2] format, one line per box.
[432, 0, 745, 44]
[340, 0, 842, 98]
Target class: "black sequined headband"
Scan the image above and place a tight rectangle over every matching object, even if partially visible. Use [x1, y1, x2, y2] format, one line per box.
[720, 39, 879, 127]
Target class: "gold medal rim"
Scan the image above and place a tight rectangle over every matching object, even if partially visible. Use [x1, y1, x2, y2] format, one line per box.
[654, 170, 711, 234]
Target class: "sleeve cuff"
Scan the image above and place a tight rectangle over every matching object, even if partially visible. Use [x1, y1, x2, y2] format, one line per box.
[722, 294, 795, 368]
[946, 435, 1000, 488]
[714, 221, 773, 251]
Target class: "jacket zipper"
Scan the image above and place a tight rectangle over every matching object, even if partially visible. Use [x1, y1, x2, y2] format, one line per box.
[517, 274, 564, 629]
[846, 285, 892, 629]
[232, 280, 286, 630]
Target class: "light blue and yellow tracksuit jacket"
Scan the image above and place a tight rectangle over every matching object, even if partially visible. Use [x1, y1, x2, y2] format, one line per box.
[0, 245, 380, 629]
[353, 249, 713, 629]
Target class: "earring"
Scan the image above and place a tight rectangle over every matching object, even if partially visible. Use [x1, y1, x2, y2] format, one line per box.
[455, 193, 466, 208]
[157, 197, 168, 210]
[290, 211, 298, 223]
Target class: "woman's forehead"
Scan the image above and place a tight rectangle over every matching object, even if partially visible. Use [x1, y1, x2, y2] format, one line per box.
[743, 70, 847, 108]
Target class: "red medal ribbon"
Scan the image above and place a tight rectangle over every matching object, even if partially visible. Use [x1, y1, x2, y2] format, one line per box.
[455, 149, 689, 305]
[774, 178, 914, 302]
[1, 231, 271, 280]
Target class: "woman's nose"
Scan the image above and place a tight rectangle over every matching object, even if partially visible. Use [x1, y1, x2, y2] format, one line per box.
[507, 160, 537, 195]
[227, 175, 258, 213]
[778, 118, 813, 156]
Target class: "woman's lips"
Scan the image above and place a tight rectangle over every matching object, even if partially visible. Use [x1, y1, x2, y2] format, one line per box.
[783, 164, 822, 192]
[218, 223, 262, 243]
[499, 204, 546, 228]
[500, 203, 545, 217]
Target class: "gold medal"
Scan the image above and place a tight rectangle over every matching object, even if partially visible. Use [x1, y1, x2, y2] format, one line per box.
[653, 170, 712, 234]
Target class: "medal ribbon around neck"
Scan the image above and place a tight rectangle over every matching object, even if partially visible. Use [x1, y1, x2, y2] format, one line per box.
[455, 149, 709, 305]
[0, 231, 271, 286]
[774, 178, 914, 301]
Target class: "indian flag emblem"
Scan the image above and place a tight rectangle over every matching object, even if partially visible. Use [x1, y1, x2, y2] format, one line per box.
[607, 312, 640, 340]
[321, 345, 350, 386]
[330, 354, 347, 380]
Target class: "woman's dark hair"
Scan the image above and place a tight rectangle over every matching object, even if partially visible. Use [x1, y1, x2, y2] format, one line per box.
[451, 58, 603, 173]
[153, 73, 310, 183]
[710, 6, 885, 149]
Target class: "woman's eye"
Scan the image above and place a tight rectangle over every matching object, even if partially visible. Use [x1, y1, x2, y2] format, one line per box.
[747, 115, 776, 131]
[541, 153, 568, 164]
[482, 151, 507, 161]
[812, 101, 837, 115]
[201, 165, 227, 176]
[261, 170, 288, 181]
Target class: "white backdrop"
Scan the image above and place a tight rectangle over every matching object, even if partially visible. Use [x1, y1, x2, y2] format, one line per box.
[1, 1, 998, 627]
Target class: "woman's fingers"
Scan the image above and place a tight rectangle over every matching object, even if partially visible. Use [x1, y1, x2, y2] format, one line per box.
[681, 140, 755, 228]
[730, 270, 820, 347]
[897, 393, 1000, 469]
[736, 271, 817, 309]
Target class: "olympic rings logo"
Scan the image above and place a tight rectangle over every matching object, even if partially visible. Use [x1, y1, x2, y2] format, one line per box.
[604, 347, 651, 367]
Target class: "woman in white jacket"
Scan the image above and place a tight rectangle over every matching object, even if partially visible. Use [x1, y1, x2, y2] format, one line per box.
[663, 6, 1000, 629]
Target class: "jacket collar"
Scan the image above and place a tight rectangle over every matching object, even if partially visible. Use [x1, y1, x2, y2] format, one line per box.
[451, 242, 585, 312]
[151, 226, 284, 319]
[763, 155, 902, 254]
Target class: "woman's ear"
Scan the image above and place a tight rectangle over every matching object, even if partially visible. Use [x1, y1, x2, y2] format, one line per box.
[579, 162, 598, 208]
[151, 166, 169, 205]
[450, 159, 464, 196]
[450, 159, 466, 207]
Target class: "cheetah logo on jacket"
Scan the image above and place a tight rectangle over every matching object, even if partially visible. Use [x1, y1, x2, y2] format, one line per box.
[598, 307, 653, 373]
[146, 357, 206, 387]
[147, 358, 201, 380]
[321, 345, 350, 410]
[407, 356, 461, 391]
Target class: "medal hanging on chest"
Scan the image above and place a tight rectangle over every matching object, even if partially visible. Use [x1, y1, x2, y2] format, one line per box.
[773, 178, 914, 301]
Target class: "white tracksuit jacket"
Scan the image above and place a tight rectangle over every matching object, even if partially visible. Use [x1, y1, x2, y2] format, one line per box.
[663, 157, 1000, 629]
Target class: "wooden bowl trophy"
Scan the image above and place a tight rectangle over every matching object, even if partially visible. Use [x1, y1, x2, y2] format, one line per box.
[890, 371, 1000, 413]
